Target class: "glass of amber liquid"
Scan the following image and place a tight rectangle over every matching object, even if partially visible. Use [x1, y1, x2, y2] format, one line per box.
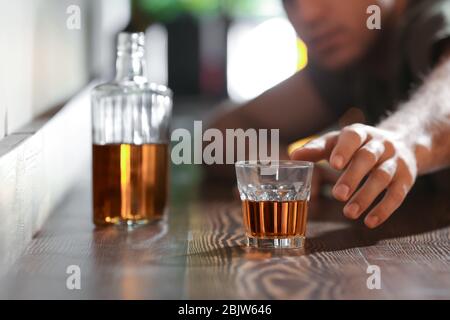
[91, 32, 172, 226]
[235, 161, 314, 248]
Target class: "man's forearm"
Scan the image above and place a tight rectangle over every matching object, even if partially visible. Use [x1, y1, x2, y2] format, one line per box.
[378, 56, 450, 175]
[209, 70, 336, 142]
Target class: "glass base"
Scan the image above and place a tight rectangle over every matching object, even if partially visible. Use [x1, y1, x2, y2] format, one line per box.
[247, 236, 305, 249]
[94, 215, 166, 228]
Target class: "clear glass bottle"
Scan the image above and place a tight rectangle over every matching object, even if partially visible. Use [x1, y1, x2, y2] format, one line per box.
[91, 32, 172, 226]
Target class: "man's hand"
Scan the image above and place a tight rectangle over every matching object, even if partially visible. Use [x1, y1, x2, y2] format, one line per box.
[290, 123, 418, 228]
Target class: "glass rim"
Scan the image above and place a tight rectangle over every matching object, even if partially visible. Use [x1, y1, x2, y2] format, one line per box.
[235, 160, 314, 169]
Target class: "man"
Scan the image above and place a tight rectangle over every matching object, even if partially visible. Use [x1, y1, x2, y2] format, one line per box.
[210, 0, 450, 228]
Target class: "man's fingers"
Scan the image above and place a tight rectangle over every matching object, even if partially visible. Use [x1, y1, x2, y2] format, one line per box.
[342, 159, 396, 219]
[329, 124, 368, 170]
[332, 139, 385, 201]
[290, 131, 339, 162]
[364, 180, 410, 229]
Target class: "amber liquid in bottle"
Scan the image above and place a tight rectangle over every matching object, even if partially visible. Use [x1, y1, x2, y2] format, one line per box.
[93, 143, 168, 226]
[242, 200, 308, 238]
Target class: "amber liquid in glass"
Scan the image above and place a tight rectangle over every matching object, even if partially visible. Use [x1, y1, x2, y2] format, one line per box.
[242, 200, 308, 238]
[93, 143, 168, 226]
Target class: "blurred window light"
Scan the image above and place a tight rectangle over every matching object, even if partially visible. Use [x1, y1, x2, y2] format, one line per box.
[227, 17, 306, 103]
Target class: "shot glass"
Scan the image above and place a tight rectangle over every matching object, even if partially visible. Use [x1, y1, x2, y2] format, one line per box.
[235, 161, 314, 249]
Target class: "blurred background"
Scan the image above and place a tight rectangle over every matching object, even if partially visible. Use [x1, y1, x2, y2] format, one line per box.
[0, 0, 308, 139]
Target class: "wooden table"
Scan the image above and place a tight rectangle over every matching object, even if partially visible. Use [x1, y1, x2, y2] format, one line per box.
[1, 164, 449, 300]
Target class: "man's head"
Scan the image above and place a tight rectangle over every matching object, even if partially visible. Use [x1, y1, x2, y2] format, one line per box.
[283, 0, 404, 70]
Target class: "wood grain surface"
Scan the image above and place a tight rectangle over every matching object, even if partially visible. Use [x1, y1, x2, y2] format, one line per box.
[0, 167, 449, 299]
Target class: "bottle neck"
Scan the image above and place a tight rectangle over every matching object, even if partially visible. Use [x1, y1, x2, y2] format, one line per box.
[114, 32, 148, 85]
[115, 52, 147, 84]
